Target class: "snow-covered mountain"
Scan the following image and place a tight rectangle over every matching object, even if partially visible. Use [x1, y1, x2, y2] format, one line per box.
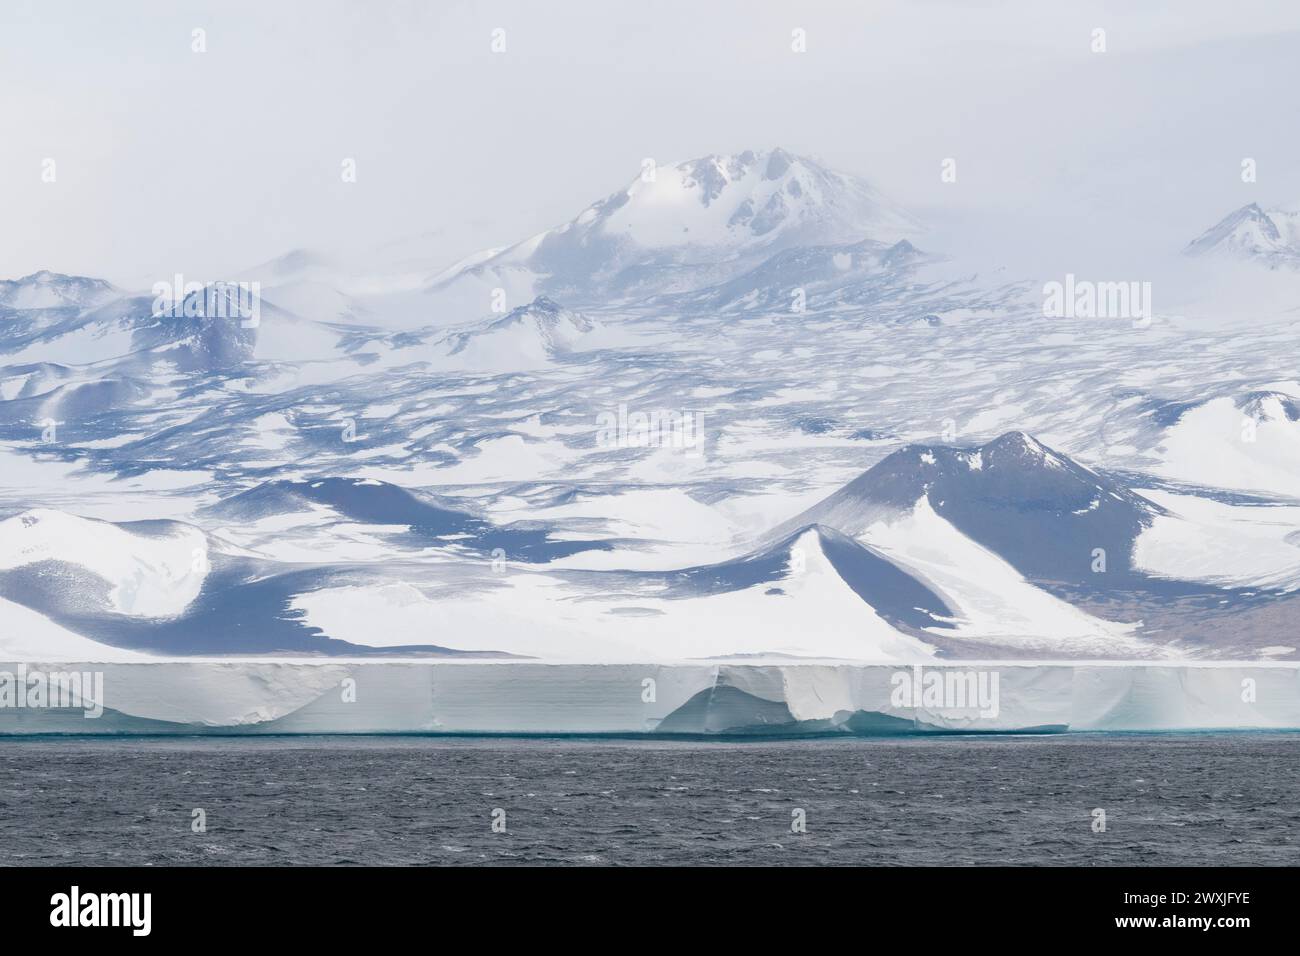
[5, 148, 1300, 669]
[440, 296, 600, 369]
[0, 271, 118, 310]
[428, 148, 921, 305]
[668, 523, 957, 635]
[782, 431, 1162, 587]
[1185, 202, 1300, 269]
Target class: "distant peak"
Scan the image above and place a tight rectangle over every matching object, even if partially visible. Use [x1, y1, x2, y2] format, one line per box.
[430, 147, 920, 300]
[987, 430, 1042, 451]
[1185, 201, 1293, 260]
[885, 430, 1061, 473]
[12, 270, 69, 284]
[0, 270, 117, 309]
[526, 295, 565, 313]
[251, 247, 336, 278]
[490, 296, 578, 325]
[275, 248, 330, 269]
[1218, 202, 1275, 228]
[764, 147, 794, 180]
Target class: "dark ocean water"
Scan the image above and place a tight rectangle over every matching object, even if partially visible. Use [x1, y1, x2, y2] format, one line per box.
[1, 734, 1298, 866]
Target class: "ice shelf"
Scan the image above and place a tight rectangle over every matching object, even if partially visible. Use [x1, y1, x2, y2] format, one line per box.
[1, 660, 1298, 735]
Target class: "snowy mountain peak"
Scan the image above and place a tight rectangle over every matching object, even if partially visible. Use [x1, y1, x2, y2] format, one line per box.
[429, 148, 920, 304]
[597, 147, 917, 249]
[0, 271, 118, 310]
[851, 431, 1083, 499]
[982, 430, 1066, 467]
[514, 295, 566, 316]
[1185, 202, 1300, 268]
[484, 296, 594, 336]
[671, 521, 955, 638]
[440, 296, 598, 369]
[779, 430, 1160, 585]
[1237, 389, 1300, 423]
[250, 247, 337, 281]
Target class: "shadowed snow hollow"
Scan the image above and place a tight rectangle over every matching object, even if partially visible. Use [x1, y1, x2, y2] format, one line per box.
[1150, 390, 1300, 498]
[0, 509, 207, 617]
[291, 526, 938, 662]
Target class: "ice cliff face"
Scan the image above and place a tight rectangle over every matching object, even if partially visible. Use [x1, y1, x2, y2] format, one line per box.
[1, 660, 1296, 735]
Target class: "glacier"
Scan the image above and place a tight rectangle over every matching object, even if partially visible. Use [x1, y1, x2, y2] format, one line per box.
[0, 660, 1296, 735]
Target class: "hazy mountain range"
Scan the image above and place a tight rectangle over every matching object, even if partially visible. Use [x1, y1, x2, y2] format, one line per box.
[3, 148, 1299, 665]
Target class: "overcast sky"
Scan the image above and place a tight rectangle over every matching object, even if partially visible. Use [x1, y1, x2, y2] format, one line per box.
[4, 0, 1299, 287]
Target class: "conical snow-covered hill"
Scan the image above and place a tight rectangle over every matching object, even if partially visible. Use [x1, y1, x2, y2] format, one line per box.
[1185, 202, 1300, 269]
[778, 430, 1161, 586]
[428, 148, 921, 304]
[766, 433, 1166, 656]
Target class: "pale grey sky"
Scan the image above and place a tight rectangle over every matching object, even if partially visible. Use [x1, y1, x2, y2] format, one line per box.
[3, 0, 1299, 287]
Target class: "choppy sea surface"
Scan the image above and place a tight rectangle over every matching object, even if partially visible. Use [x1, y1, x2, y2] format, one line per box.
[1, 734, 1297, 866]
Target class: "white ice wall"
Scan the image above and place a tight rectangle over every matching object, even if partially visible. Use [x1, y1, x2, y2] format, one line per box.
[0, 660, 1296, 735]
